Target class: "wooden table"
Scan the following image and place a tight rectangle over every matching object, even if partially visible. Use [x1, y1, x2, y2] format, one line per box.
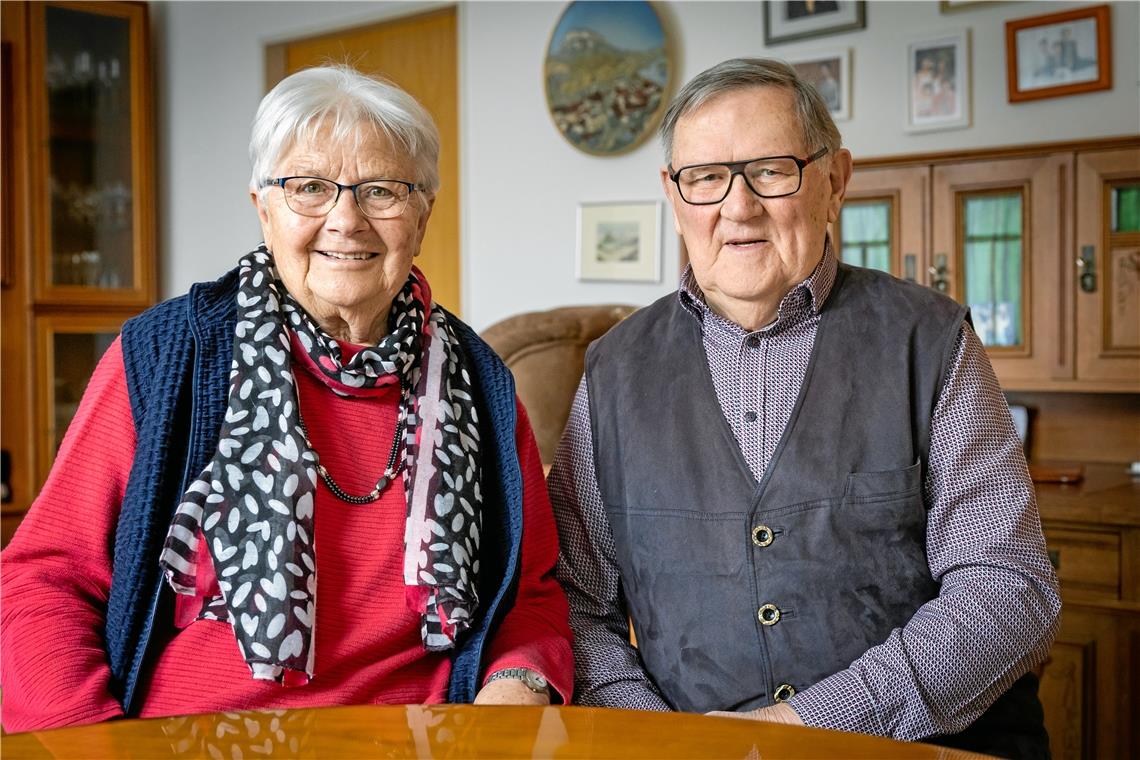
[4, 705, 990, 759]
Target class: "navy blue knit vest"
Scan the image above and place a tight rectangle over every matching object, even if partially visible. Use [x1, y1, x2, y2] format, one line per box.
[110, 268, 523, 714]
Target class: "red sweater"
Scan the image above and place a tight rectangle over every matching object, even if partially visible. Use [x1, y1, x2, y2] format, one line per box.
[1, 338, 573, 732]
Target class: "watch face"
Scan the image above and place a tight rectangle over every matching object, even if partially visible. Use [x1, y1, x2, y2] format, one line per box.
[524, 671, 548, 691]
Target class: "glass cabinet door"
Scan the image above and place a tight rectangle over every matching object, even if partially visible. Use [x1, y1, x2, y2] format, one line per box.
[959, 191, 1025, 348]
[933, 154, 1072, 386]
[30, 1, 153, 306]
[1075, 148, 1140, 385]
[34, 314, 126, 484]
[838, 199, 893, 273]
[841, 165, 927, 282]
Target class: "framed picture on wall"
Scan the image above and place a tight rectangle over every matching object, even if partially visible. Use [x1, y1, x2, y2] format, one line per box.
[1005, 4, 1111, 103]
[787, 49, 852, 120]
[905, 30, 970, 132]
[764, 1, 865, 46]
[576, 201, 661, 282]
[544, 1, 672, 156]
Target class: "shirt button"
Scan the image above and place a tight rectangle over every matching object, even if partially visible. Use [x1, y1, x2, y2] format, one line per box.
[751, 524, 774, 547]
[774, 683, 796, 702]
[744, 410, 758, 423]
[758, 603, 781, 626]
[746, 335, 761, 348]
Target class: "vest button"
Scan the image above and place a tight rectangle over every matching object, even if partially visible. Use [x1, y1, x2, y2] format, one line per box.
[774, 683, 796, 702]
[751, 524, 774, 547]
[758, 603, 781, 625]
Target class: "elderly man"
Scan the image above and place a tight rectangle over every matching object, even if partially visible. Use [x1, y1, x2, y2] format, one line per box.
[549, 58, 1059, 758]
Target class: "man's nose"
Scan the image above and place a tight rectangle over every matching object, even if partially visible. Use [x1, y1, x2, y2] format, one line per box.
[719, 171, 765, 220]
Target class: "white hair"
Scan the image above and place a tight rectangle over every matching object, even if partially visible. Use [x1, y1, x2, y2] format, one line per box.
[659, 57, 842, 165]
[249, 65, 440, 195]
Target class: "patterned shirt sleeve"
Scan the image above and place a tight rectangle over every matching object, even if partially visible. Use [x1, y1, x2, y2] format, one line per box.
[786, 323, 1062, 739]
[548, 377, 672, 711]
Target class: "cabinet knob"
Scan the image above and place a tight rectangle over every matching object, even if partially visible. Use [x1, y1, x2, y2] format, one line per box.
[1077, 246, 1097, 293]
[928, 254, 949, 293]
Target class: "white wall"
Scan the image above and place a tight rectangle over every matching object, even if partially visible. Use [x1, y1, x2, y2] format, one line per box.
[158, 0, 1140, 331]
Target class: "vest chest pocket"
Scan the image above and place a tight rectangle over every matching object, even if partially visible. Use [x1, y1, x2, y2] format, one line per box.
[842, 460, 923, 504]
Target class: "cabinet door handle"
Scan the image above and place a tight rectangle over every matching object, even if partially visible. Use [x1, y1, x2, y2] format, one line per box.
[1077, 246, 1097, 293]
[928, 253, 949, 293]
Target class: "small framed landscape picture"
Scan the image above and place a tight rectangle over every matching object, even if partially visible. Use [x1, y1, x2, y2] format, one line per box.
[1005, 4, 1111, 103]
[764, 1, 865, 46]
[905, 30, 970, 132]
[787, 49, 851, 121]
[576, 201, 661, 283]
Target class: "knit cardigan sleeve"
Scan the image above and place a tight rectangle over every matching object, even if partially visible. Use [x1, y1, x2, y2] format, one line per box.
[1, 339, 133, 732]
[479, 401, 574, 703]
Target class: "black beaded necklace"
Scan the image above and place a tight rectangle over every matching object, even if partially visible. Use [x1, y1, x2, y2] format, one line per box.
[295, 383, 407, 505]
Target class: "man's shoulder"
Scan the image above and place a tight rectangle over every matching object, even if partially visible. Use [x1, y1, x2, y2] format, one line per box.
[835, 264, 965, 324]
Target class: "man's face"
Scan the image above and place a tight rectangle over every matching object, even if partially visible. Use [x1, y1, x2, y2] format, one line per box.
[661, 86, 850, 328]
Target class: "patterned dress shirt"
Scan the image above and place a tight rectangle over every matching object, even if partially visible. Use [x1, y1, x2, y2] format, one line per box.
[548, 243, 1061, 740]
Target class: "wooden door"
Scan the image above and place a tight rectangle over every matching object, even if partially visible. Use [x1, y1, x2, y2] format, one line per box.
[932, 154, 1074, 388]
[841, 165, 928, 282]
[266, 9, 461, 314]
[1074, 148, 1140, 387]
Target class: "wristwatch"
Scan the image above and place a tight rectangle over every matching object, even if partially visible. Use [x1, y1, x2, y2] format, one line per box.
[485, 667, 549, 695]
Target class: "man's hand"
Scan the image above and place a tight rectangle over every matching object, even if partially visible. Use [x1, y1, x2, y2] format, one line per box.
[706, 703, 803, 725]
[473, 678, 551, 706]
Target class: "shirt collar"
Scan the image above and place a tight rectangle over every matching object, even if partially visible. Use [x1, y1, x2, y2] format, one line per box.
[678, 236, 839, 333]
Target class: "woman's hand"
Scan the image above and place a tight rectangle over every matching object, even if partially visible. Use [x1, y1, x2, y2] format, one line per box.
[706, 703, 803, 724]
[473, 678, 551, 706]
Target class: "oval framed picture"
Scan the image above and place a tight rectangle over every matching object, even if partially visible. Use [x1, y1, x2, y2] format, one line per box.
[544, 1, 672, 156]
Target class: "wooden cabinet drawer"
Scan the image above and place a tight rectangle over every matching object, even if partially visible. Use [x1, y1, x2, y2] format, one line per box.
[1043, 527, 1121, 601]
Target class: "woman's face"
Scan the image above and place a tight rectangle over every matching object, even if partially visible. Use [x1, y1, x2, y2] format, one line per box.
[251, 126, 434, 343]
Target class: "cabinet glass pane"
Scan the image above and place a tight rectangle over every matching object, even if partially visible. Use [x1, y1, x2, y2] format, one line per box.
[1111, 184, 1140, 233]
[45, 6, 133, 289]
[51, 331, 116, 453]
[839, 200, 891, 272]
[963, 193, 1023, 348]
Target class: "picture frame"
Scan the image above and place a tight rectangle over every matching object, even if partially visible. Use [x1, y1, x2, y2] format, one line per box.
[786, 49, 852, 121]
[1005, 4, 1111, 103]
[905, 30, 970, 132]
[764, 1, 865, 46]
[576, 201, 661, 283]
[544, 1, 672, 156]
[940, 0, 1006, 12]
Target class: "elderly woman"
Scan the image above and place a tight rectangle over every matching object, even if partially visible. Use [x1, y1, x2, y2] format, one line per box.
[1, 66, 572, 731]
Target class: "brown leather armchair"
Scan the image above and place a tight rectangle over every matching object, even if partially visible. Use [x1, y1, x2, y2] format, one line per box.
[482, 304, 638, 466]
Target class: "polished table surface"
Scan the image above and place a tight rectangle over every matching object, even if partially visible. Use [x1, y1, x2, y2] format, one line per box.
[4, 705, 991, 759]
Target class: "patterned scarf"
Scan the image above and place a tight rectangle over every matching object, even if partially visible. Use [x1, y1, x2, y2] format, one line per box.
[159, 247, 483, 683]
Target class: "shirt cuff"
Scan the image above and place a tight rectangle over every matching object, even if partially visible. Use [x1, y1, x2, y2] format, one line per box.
[786, 668, 882, 736]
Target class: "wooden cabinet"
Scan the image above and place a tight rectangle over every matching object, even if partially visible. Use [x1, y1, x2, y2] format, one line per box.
[839, 164, 927, 282]
[0, 1, 154, 545]
[1036, 465, 1140, 760]
[1074, 148, 1140, 386]
[849, 138, 1139, 393]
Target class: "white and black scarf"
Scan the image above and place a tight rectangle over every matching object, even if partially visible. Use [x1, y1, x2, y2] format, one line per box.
[159, 247, 483, 683]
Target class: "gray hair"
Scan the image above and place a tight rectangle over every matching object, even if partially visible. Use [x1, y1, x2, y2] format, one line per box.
[659, 58, 841, 165]
[249, 65, 440, 195]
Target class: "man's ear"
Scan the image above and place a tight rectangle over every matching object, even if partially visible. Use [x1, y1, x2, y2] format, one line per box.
[826, 148, 854, 224]
[660, 166, 684, 237]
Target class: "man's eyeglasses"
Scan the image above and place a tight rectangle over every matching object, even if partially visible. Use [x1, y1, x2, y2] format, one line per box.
[668, 147, 828, 205]
[261, 176, 424, 219]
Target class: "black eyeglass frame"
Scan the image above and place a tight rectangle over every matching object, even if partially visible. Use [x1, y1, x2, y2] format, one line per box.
[260, 176, 425, 219]
[668, 147, 829, 205]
